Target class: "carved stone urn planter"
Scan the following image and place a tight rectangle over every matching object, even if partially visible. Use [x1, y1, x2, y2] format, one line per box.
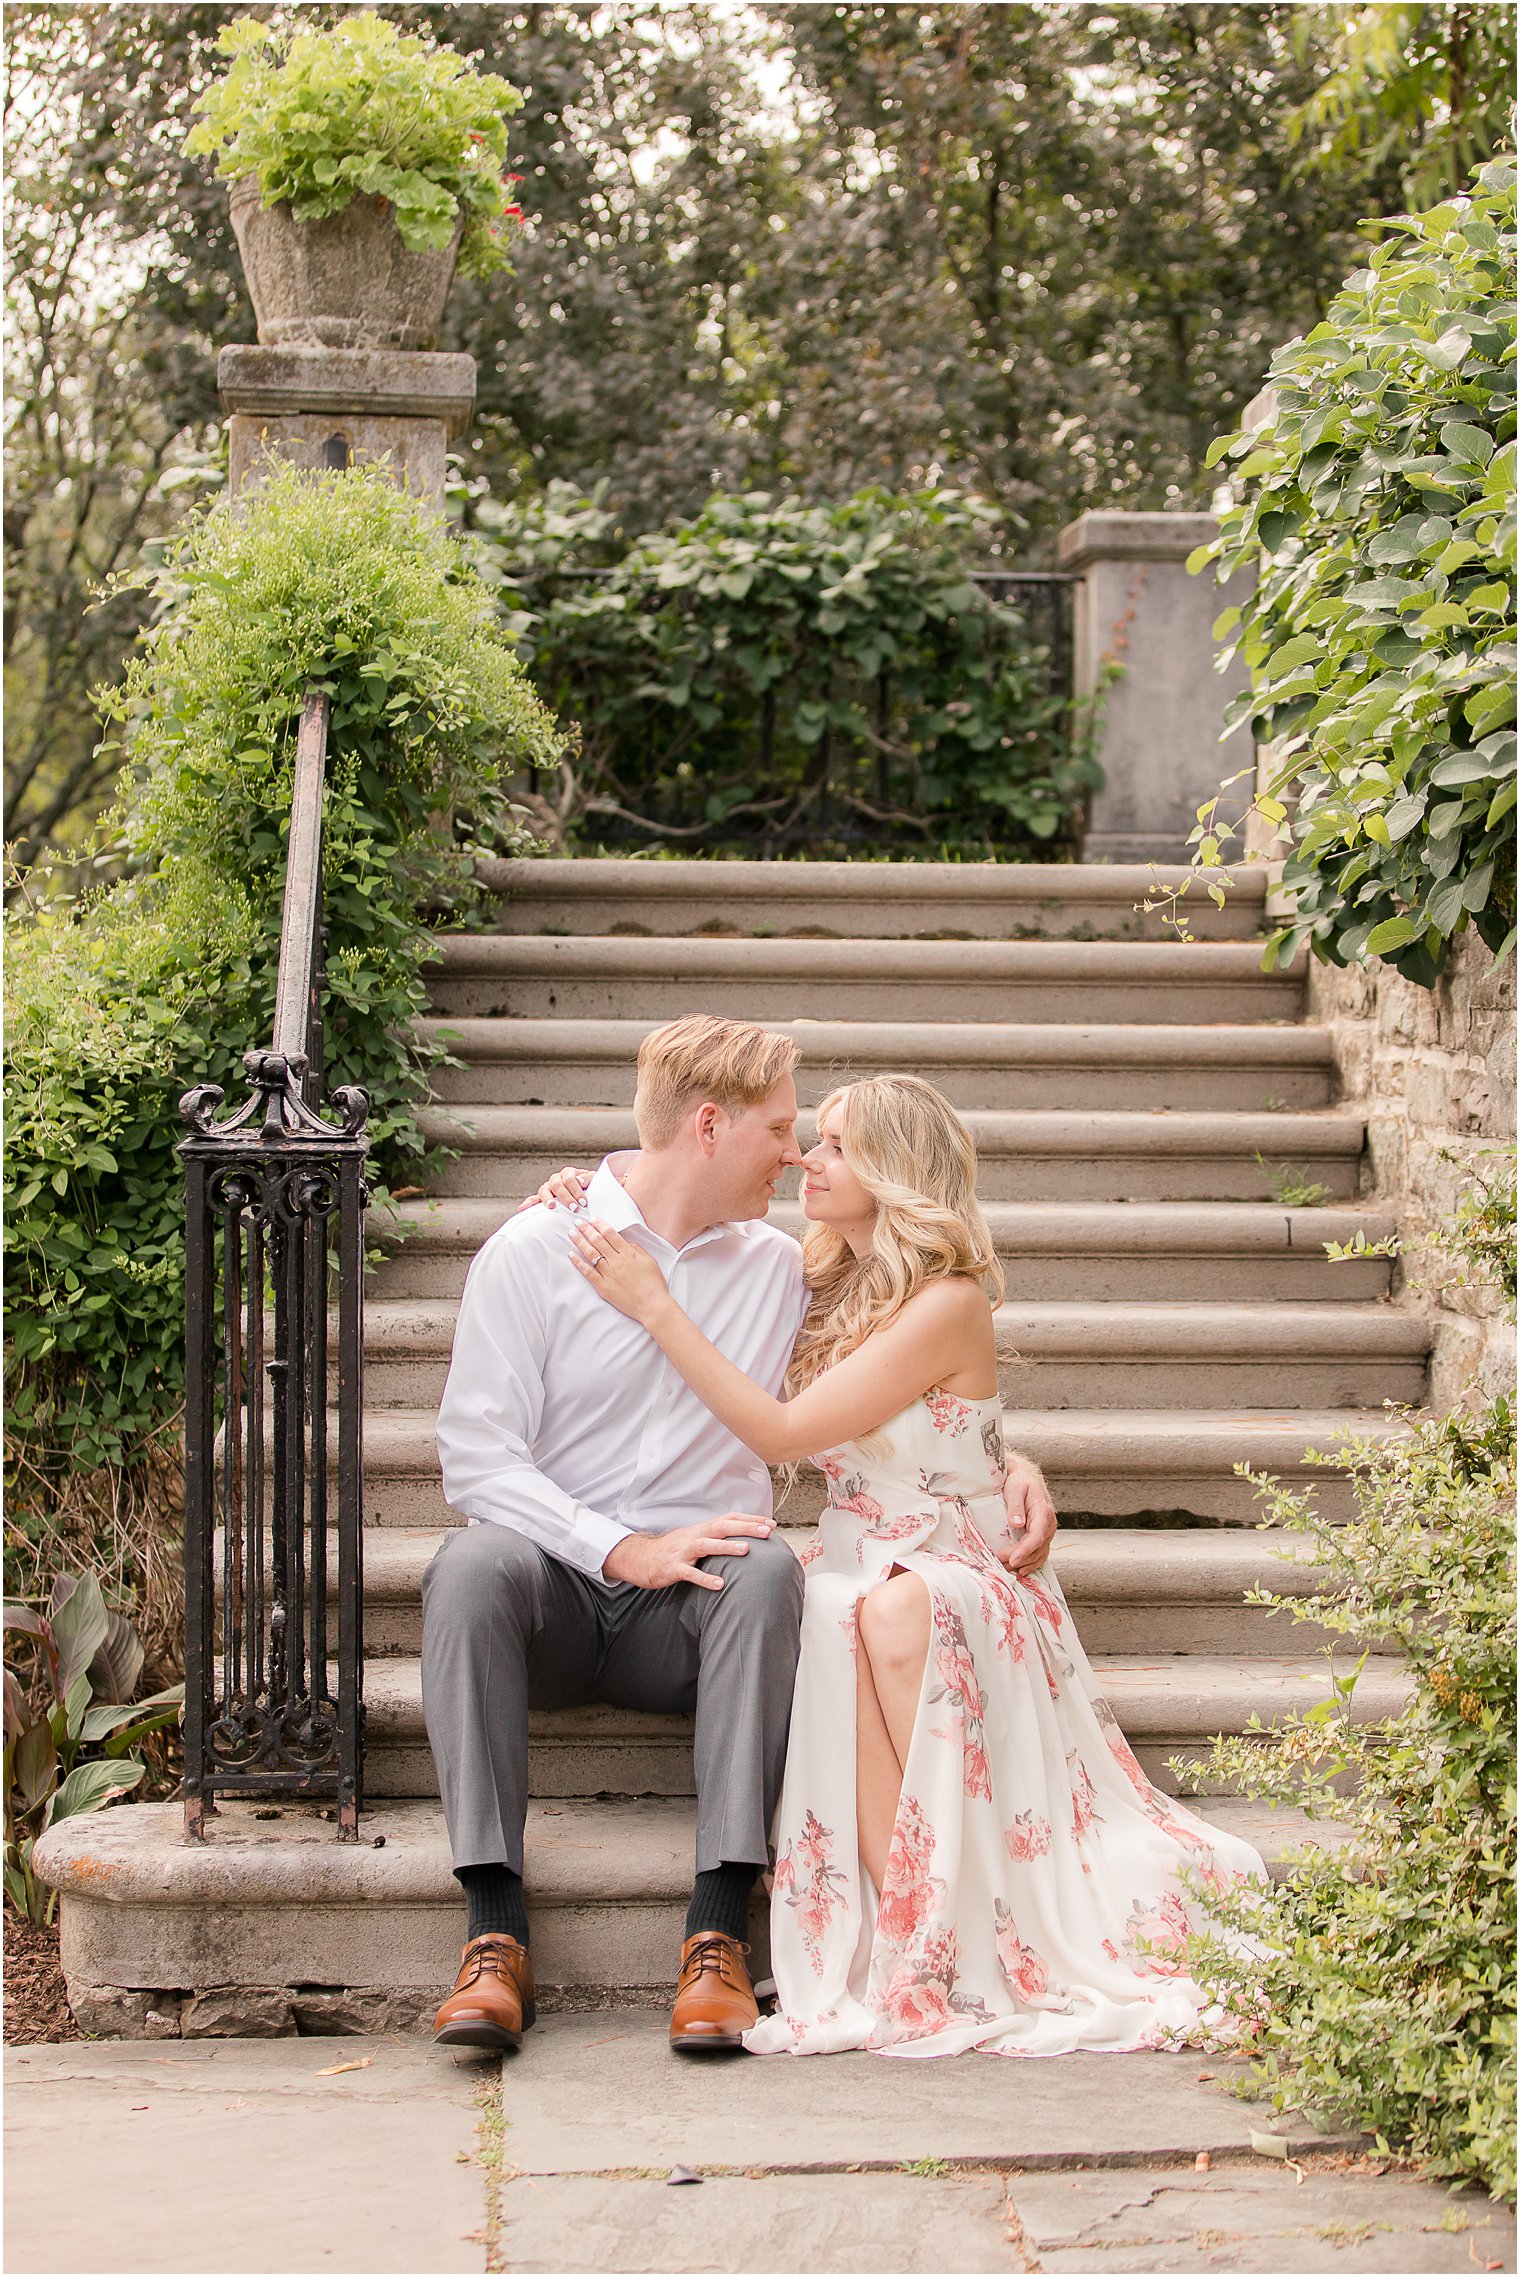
[229, 178, 464, 351]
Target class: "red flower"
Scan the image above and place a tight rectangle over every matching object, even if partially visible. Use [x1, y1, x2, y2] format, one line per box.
[994, 1904, 1049, 2002]
[1020, 1571, 1065, 1634]
[1103, 1720, 1153, 1799]
[876, 1792, 943, 1945]
[924, 1389, 972, 1435]
[1068, 1753, 1099, 1838]
[1004, 1811, 1053, 1863]
[773, 1808, 849, 1973]
[1124, 1891, 1191, 1977]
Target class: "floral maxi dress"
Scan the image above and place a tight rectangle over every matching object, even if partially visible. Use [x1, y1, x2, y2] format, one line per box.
[744, 1391, 1266, 2060]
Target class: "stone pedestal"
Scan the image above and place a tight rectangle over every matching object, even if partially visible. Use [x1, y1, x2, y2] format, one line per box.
[1057, 512, 1254, 864]
[218, 345, 476, 503]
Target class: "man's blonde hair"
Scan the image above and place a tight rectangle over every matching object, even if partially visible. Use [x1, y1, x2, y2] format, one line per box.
[634, 1015, 799, 1150]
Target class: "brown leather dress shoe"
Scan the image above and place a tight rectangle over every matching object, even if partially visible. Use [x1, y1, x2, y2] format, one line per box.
[433, 1933, 537, 2050]
[668, 1932, 759, 2053]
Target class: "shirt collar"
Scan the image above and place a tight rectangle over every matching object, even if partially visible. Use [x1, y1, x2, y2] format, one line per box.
[585, 1158, 737, 1258]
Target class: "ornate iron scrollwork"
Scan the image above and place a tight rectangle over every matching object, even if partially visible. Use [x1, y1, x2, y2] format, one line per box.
[178, 689, 368, 1840]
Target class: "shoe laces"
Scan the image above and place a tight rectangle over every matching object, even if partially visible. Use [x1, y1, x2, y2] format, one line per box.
[462, 1934, 525, 1987]
[680, 1934, 750, 1989]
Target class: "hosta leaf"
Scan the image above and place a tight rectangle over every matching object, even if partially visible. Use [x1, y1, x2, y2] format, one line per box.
[13, 1719, 57, 1818]
[45, 1758, 145, 1827]
[85, 1612, 144, 1709]
[47, 1576, 108, 1701]
[78, 1686, 185, 1747]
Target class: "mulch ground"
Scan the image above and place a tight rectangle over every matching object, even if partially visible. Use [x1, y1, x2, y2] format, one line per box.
[4, 1912, 81, 2044]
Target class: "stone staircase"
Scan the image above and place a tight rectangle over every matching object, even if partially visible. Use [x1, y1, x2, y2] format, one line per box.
[40, 858, 1422, 2038]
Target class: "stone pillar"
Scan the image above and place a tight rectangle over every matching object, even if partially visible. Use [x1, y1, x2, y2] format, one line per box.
[1057, 511, 1254, 864]
[217, 345, 476, 504]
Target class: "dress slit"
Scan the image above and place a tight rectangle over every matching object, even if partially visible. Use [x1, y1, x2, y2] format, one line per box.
[746, 1391, 1266, 2060]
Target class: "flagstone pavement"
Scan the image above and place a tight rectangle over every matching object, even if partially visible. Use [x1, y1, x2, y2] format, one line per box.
[6, 2014, 1514, 2274]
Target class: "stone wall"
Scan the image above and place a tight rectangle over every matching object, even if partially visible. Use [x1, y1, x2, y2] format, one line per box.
[1310, 932, 1516, 1412]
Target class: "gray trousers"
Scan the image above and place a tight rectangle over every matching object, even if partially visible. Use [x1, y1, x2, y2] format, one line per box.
[420, 1522, 805, 1878]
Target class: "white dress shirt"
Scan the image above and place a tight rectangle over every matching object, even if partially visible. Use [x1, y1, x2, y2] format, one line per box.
[434, 1160, 809, 1579]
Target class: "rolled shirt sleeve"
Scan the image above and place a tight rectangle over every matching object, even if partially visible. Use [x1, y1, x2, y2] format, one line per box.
[435, 1231, 632, 1579]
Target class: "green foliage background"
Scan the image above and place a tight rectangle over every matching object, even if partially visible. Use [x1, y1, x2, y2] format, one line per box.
[11, 0, 1513, 861]
[4, 466, 560, 1614]
[471, 483, 1092, 857]
[1195, 157, 1516, 985]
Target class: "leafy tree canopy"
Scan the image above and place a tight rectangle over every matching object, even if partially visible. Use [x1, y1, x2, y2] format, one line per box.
[5, 1, 1512, 856]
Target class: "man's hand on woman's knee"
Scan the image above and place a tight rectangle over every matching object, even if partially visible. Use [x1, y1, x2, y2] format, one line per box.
[997, 1453, 1058, 1574]
[602, 1515, 776, 1592]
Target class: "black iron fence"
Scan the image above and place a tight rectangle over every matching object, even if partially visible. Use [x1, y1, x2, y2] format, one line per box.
[969, 571, 1077, 707]
[177, 691, 369, 1838]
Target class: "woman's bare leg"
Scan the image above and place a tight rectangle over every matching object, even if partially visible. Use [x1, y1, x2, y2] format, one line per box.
[855, 1643, 903, 1893]
[855, 1573, 933, 1891]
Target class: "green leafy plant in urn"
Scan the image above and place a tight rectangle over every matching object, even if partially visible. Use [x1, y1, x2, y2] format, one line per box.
[188, 13, 524, 351]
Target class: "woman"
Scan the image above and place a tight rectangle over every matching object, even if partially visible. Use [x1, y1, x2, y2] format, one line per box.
[567, 1074, 1265, 2057]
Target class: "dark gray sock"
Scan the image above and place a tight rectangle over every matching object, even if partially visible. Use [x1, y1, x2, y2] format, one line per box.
[457, 1861, 528, 1947]
[685, 1862, 758, 1945]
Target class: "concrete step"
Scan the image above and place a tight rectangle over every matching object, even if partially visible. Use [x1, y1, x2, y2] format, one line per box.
[414, 1104, 1365, 1204]
[425, 936, 1306, 1025]
[37, 1791, 1354, 2015]
[353, 1295, 1425, 1410]
[421, 1014, 1337, 1113]
[1004, 1407, 1410, 1523]
[369, 1200, 1396, 1305]
[357, 1652, 1411, 1801]
[998, 1301, 1427, 1411]
[354, 1406, 1408, 1531]
[476, 856, 1270, 941]
[343, 1526, 1370, 1662]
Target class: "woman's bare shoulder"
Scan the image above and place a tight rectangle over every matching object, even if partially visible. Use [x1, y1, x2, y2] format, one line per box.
[894, 1274, 993, 1332]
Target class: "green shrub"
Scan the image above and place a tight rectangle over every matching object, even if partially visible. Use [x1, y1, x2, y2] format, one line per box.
[1183, 156, 1516, 985]
[470, 482, 1095, 859]
[5, 462, 560, 1589]
[186, 14, 524, 279]
[1179, 1169, 1517, 2198]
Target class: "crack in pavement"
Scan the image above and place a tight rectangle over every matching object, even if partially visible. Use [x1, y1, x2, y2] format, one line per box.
[472, 2058, 506, 2276]
[1000, 2177, 1045, 2273]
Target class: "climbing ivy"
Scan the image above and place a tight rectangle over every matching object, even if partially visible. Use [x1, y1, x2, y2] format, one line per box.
[1187, 156, 1516, 985]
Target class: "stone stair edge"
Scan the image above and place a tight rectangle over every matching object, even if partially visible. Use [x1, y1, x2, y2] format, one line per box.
[419, 1016, 1329, 1067]
[353, 1403, 1411, 1475]
[429, 934, 1300, 979]
[34, 1791, 1347, 1916]
[414, 1104, 1366, 1156]
[355, 1296, 1430, 1360]
[343, 1523, 1337, 1601]
[356, 1653, 1410, 1744]
[369, 1198, 1396, 1256]
[475, 856, 1271, 904]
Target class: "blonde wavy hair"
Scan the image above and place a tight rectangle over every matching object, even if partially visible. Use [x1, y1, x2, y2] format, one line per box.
[787, 1073, 1004, 1393]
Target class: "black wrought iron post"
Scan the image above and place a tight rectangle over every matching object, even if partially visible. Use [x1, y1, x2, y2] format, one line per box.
[179, 690, 369, 1839]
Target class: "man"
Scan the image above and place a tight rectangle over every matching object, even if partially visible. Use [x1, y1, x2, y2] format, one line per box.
[423, 1014, 1058, 2054]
